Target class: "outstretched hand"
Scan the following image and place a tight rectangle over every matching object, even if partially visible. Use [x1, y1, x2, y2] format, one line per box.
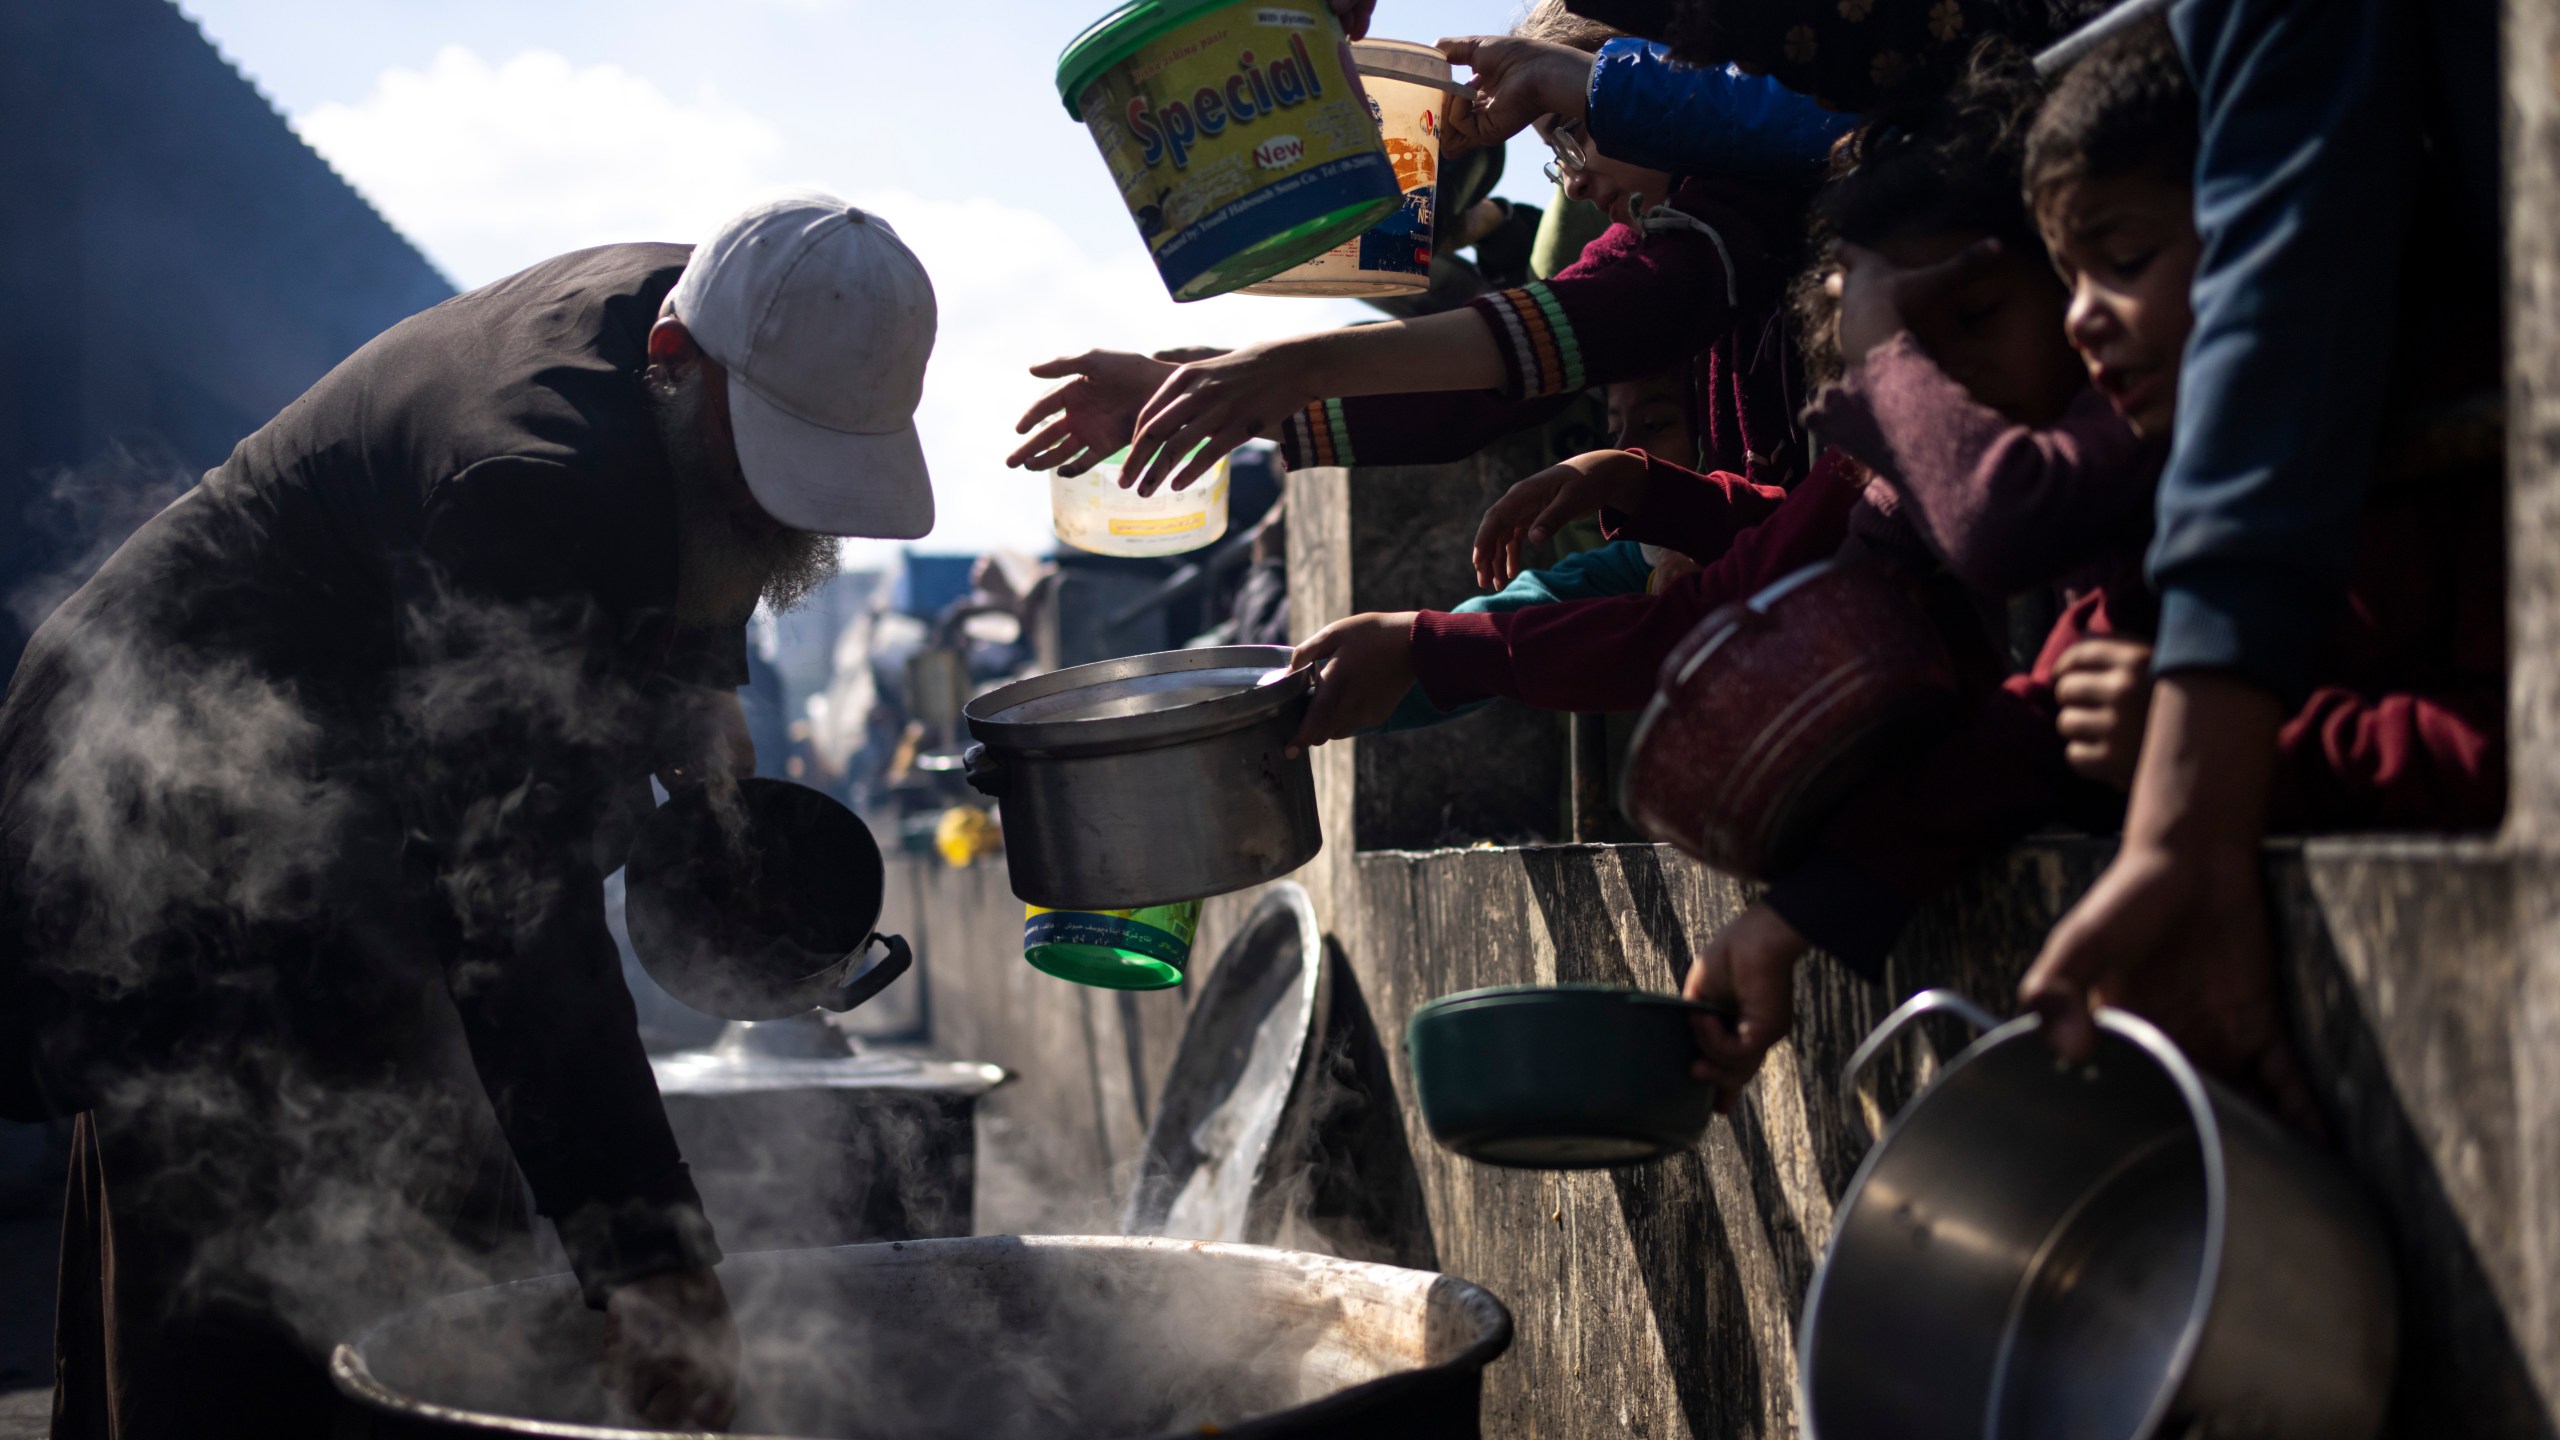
[1125, 342, 1318, 496]
[1832, 238, 2003, 371]
[1471, 449, 1650, 590]
[1285, 611, 1421, 755]
[1436, 36, 1598, 153]
[1008, 350, 1179, 477]
[1683, 902, 1810, 1113]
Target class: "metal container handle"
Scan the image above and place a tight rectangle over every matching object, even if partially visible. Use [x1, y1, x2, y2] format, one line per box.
[820, 933, 912, 1013]
[1840, 988, 2002, 1143]
[961, 743, 1004, 799]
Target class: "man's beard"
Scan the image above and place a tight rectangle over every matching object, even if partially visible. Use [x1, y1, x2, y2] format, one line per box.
[646, 364, 841, 625]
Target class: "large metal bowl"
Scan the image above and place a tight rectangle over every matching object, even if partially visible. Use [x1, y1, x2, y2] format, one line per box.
[962, 647, 1321, 909]
[331, 1235, 1512, 1440]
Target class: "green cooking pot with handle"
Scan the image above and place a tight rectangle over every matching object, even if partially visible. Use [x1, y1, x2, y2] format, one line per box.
[1405, 984, 1733, 1169]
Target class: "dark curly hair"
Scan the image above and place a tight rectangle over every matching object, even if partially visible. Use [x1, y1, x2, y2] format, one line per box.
[1792, 37, 2048, 384]
[2023, 16, 2197, 208]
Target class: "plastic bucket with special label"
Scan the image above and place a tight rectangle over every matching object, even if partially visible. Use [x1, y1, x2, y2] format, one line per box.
[1058, 0, 1402, 301]
[1242, 39, 1453, 297]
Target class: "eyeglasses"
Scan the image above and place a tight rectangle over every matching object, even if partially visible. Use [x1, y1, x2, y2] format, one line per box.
[1535, 114, 1588, 186]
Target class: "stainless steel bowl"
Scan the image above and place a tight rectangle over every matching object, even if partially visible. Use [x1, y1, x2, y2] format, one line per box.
[1800, 991, 2396, 1440]
[963, 646, 1321, 909]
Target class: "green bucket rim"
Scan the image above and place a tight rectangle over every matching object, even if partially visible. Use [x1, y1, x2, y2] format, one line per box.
[1025, 940, 1186, 991]
[1056, 0, 1333, 117]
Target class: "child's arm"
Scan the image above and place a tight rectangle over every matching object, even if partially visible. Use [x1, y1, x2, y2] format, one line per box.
[1287, 457, 1864, 749]
[1471, 449, 1793, 590]
[1808, 333, 2160, 596]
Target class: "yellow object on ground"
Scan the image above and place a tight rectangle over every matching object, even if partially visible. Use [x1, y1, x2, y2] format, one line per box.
[935, 804, 1003, 868]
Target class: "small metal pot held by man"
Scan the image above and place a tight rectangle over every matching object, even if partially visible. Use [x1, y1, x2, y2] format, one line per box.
[0, 192, 937, 1438]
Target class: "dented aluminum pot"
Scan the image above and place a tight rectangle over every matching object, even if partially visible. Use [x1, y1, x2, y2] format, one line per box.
[1801, 991, 2396, 1440]
[332, 1235, 1513, 1440]
[1621, 560, 1957, 881]
[963, 646, 1321, 910]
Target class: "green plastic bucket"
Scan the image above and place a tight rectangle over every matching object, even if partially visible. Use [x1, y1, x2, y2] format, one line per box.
[1057, 0, 1401, 301]
[1023, 900, 1200, 990]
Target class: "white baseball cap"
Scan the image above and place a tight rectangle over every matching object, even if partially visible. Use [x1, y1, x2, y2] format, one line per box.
[669, 192, 937, 539]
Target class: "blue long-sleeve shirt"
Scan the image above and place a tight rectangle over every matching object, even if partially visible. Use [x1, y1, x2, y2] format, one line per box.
[1583, 38, 1857, 187]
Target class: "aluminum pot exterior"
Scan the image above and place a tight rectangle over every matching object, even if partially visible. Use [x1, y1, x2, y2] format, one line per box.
[965, 649, 1321, 910]
[1799, 995, 2395, 1440]
[1406, 986, 1717, 1169]
[330, 1235, 1513, 1440]
[1622, 561, 1956, 880]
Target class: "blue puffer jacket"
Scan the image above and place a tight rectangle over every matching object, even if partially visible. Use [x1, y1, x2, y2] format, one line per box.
[1584, 38, 1857, 186]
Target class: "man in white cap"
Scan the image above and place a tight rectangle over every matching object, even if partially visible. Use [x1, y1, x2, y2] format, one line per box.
[0, 192, 933, 1437]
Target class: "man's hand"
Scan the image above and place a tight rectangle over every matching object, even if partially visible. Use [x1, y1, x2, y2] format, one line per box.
[1008, 350, 1180, 477]
[1682, 902, 1810, 1112]
[1470, 449, 1650, 590]
[1436, 36, 1598, 153]
[2053, 638, 2154, 791]
[2021, 673, 2319, 1127]
[1286, 612, 1421, 754]
[601, 1268, 740, 1431]
[1125, 341, 1322, 495]
[1831, 238, 2002, 371]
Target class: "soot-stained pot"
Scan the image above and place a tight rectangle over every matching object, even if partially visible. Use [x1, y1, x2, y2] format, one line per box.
[1622, 560, 1957, 880]
[1405, 985, 1727, 1168]
[963, 646, 1321, 910]
[1800, 990, 2396, 1440]
[623, 778, 910, 1021]
[332, 1235, 1514, 1440]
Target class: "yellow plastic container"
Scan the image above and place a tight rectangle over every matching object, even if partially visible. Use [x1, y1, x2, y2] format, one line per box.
[1057, 0, 1402, 301]
[1242, 39, 1454, 297]
[1051, 447, 1230, 558]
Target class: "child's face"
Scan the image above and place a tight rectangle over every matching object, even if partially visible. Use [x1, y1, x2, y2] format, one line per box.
[1607, 375, 1695, 463]
[1563, 144, 1674, 228]
[2039, 173, 2201, 439]
[1863, 231, 2085, 428]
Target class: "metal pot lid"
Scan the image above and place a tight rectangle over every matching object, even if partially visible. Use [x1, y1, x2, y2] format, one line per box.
[966, 645, 1312, 753]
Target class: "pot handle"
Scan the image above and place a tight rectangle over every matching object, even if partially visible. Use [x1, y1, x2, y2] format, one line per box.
[962, 744, 1004, 799]
[1841, 988, 2001, 1143]
[820, 933, 913, 1012]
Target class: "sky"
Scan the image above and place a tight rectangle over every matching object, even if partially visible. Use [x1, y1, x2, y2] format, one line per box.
[177, 0, 1564, 565]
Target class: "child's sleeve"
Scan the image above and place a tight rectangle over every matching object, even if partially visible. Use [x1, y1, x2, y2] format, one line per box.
[1805, 334, 2160, 596]
[1279, 390, 1579, 470]
[1464, 178, 1789, 402]
[1595, 449, 1795, 565]
[1407, 456, 1861, 713]
[2269, 689, 2505, 830]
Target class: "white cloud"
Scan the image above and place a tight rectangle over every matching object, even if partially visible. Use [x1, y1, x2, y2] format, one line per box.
[295, 47, 1358, 561]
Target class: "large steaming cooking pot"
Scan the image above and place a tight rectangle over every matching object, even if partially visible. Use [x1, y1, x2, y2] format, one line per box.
[1800, 991, 2396, 1440]
[963, 647, 1322, 909]
[624, 778, 910, 1021]
[332, 1235, 1513, 1440]
[1622, 560, 1956, 880]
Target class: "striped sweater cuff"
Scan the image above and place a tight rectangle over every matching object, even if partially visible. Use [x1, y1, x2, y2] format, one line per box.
[1468, 281, 1586, 400]
[1282, 397, 1357, 469]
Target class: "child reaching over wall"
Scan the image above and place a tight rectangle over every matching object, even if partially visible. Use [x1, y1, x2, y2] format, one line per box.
[1678, 21, 2505, 1110]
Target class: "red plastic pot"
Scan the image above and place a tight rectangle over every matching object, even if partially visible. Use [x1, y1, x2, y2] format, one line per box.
[1621, 560, 1957, 880]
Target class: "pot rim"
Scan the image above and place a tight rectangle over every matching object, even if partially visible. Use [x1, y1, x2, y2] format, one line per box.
[329, 1234, 1515, 1440]
[1795, 1004, 2228, 1440]
[964, 645, 1314, 754]
[1411, 983, 1717, 1018]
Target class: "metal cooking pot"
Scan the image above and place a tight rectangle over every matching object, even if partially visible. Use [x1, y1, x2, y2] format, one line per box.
[1622, 560, 1957, 880]
[963, 646, 1322, 910]
[623, 778, 910, 1021]
[331, 1235, 1514, 1440]
[1405, 985, 1726, 1169]
[1800, 990, 2396, 1440]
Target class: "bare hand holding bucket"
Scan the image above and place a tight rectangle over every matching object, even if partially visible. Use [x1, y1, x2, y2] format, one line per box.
[1471, 449, 1651, 590]
[1436, 35, 1598, 152]
[1681, 902, 1808, 1111]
